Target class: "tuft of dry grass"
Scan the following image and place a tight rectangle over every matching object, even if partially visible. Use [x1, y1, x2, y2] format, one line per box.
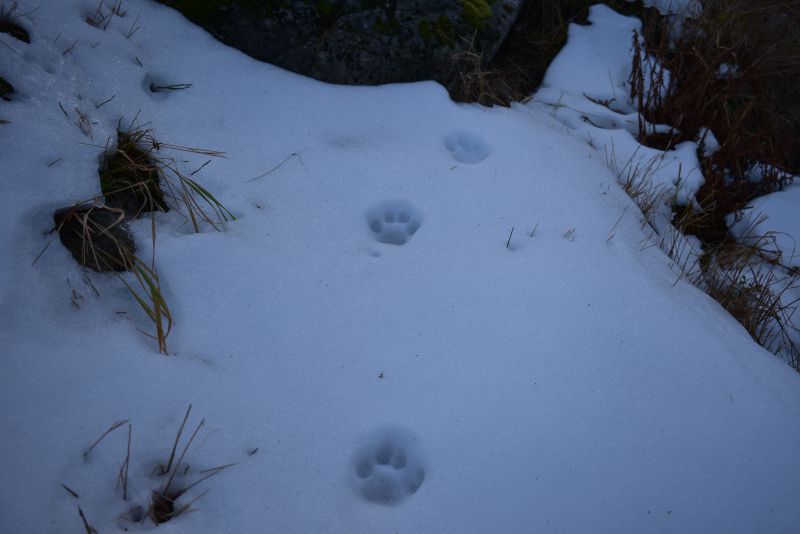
[614, 159, 799, 370]
[619, 0, 800, 370]
[630, 0, 800, 246]
[445, 34, 513, 107]
[76, 408, 233, 528]
[145, 405, 233, 525]
[698, 238, 800, 370]
[85, 0, 127, 30]
[101, 123, 233, 232]
[101, 129, 170, 216]
[46, 120, 234, 354]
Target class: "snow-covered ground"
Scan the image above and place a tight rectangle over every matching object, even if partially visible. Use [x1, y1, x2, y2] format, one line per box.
[729, 182, 800, 269]
[1, 1, 799, 533]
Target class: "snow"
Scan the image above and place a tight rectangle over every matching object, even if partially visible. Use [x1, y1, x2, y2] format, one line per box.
[533, 5, 703, 207]
[1, 2, 799, 533]
[728, 183, 800, 268]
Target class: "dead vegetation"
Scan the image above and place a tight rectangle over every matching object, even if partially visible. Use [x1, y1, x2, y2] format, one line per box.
[53, 202, 135, 272]
[622, 0, 800, 369]
[72, 407, 233, 529]
[447, 0, 647, 105]
[631, 0, 799, 246]
[47, 118, 233, 354]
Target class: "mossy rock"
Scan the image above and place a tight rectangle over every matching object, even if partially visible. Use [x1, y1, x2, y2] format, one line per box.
[156, 0, 523, 86]
[418, 16, 456, 46]
[54, 205, 135, 272]
[99, 132, 169, 217]
[461, 0, 494, 29]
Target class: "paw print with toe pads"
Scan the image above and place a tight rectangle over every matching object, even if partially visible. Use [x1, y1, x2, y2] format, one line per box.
[352, 427, 425, 505]
[367, 200, 422, 246]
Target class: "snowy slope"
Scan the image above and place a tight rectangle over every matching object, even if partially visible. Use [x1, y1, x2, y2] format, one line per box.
[729, 182, 800, 269]
[1, 2, 799, 533]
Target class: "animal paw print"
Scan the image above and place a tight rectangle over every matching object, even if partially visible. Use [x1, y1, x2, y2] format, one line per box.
[444, 131, 490, 163]
[367, 200, 422, 246]
[352, 428, 425, 505]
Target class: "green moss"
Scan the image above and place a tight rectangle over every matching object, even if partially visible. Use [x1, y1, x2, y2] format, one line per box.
[460, 0, 493, 30]
[418, 16, 456, 46]
[373, 14, 401, 36]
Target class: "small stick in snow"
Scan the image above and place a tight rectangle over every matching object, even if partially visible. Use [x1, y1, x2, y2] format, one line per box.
[506, 226, 515, 249]
[529, 221, 539, 238]
[125, 14, 140, 39]
[95, 94, 115, 109]
[62, 39, 79, 56]
[61, 483, 80, 499]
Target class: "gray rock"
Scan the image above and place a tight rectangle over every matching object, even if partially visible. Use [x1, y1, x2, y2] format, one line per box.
[157, 0, 523, 85]
[54, 205, 136, 272]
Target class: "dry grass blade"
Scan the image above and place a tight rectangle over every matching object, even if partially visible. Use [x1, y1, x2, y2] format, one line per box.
[78, 507, 99, 534]
[117, 423, 132, 500]
[162, 417, 205, 496]
[148, 413, 208, 525]
[160, 405, 192, 476]
[171, 489, 209, 518]
[119, 256, 172, 354]
[84, 419, 129, 457]
[149, 82, 192, 92]
[51, 200, 135, 272]
[246, 152, 304, 182]
[181, 463, 235, 494]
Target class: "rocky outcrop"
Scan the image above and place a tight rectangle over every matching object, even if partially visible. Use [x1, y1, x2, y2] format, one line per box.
[157, 0, 523, 85]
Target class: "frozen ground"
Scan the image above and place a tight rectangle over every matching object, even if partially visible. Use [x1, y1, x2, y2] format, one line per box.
[1, 1, 799, 533]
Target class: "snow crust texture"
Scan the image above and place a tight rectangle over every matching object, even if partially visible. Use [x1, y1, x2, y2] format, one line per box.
[352, 427, 426, 505]
[367, 200, 422, 245]
[2, 1, 800, 533]
[444, 131, 491, 163]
